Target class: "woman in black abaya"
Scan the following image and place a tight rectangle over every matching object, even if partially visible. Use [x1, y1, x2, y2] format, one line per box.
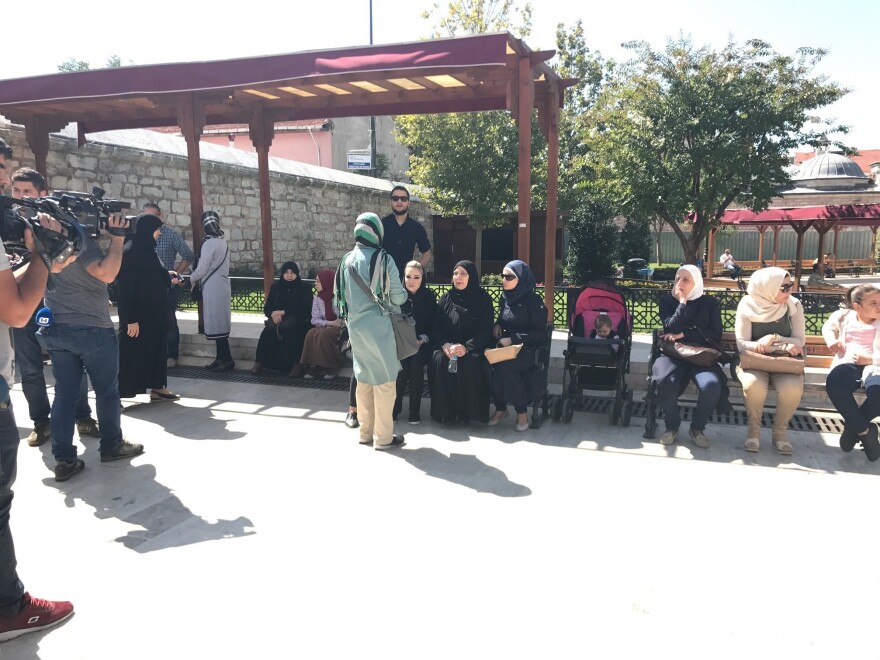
[118, 213, 180, 400]
[252, 261, 314, 375]
[430, 260, 494, 424]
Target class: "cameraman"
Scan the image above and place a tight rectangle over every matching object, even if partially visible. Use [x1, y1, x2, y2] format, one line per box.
[0, 137, 74, 640]
[37, 190, 144, 482]
[10, 168, 98, 448]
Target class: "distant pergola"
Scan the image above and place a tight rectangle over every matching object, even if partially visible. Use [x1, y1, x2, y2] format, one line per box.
[708, 204, 880, 281]
[0, 32, 572, 305]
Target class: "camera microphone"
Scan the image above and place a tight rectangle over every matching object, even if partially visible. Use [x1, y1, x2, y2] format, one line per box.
[35, 306, 54, 329]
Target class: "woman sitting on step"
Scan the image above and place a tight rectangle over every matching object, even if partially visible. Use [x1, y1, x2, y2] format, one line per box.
[822, 284, 880, 461]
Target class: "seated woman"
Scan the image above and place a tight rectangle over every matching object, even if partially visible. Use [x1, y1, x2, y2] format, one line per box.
[393, 261, 438, 425]
[735, 267, 805, 455]
[430, 261, 494, 425]
[487, 260, 547, 432]
[251, 261, 313, 375]
[299, 269, 345, 379]
[823, 284, 880, 460]
[652, 265, 728, 449]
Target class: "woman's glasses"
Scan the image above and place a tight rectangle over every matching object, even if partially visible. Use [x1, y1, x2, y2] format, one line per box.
[501, 273, 518, 281]
[779, 282, 794, 292]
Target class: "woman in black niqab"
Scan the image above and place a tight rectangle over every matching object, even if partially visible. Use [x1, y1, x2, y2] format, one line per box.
[252, 260, 314, 374]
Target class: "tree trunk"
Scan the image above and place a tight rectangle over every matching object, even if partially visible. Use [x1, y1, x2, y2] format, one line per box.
[655, 231, 663, 265]
[685, 231, 703, 265]
[474, 225, 483, 277]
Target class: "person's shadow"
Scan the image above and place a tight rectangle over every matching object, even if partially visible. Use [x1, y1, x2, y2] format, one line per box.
[387, 447, 531, 497]
[38, 445, 254, 553]
[121, 399, 247, 442]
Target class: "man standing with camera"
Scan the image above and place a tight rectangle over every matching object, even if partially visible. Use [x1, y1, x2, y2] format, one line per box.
[10, 168, 99, 448]
[144, 202, 193, 368]
[37, 187, 143, 482]
[0, 137, 74, 641]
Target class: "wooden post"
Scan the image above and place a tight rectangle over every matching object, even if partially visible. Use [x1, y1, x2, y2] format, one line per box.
[539, 81, 560, 312]
[832, 226, 841, 272]
[23, 121, 52, 178]
[772, 225, 780, 265]
[516, 55, 534, 263]
[249, 107, 276, 297]
[790, 221, 814, 286]
[757, 226, 766, 264]
[872, 226, 878, 269]
[176, 94, 206, 250]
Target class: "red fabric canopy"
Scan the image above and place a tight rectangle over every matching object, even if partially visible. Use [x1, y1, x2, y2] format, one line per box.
[721, 204, 880, 225]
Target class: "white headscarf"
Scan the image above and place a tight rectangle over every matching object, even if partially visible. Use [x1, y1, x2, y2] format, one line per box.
[677, 264, 704, 301]
[738, 266, 799, 323]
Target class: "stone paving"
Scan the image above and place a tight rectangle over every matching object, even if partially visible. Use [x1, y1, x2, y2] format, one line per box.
[3, 364, 879, 659]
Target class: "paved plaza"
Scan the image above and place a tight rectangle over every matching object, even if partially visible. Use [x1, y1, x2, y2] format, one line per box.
[3, 363, 879, 659]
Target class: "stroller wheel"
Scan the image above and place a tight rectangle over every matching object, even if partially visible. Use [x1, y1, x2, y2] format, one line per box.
[608, 400, 621, 426]
[551, 396, 563, 422]
[562, 398, 574, 424]
[621, 400, 633, 427]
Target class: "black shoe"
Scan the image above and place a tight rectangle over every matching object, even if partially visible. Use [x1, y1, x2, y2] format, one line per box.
[206, 360, 222, 370]
[840, 423, 859, 453]
[374, 434, 405, 451]
[344, 412, 359, 429]
[862, 424, 880, 462]
[408, 413, 421, 426]
[54, 459, 84, 482]
[101, 439, 145, 463]
[217, 360, 235, 372]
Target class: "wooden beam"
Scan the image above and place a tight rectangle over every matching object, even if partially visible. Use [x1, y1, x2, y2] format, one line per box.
[249, 107, 276, 297]
[543, 81, 560, 311]
[516, 55, 534, 263]
[832, 226, 841, 272]
[772, 225, 780, 265]
[757, 226, 766, 264]
[176, 93, 206, 250]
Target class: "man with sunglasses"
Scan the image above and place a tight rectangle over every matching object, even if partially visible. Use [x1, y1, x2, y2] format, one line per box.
[381, 185, 431, 279]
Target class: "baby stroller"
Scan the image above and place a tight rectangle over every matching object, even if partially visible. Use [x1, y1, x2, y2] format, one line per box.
[550, 281, 634, 425]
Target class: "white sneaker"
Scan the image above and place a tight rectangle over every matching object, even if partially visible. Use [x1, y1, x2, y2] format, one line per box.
[659, 430, 677, 446]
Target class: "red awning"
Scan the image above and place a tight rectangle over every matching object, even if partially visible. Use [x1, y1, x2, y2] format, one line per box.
[721, 204, 880, 226]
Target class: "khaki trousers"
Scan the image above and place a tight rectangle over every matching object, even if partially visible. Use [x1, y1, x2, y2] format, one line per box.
[356, 380, 397, 446]
[736, 367, 804, 434]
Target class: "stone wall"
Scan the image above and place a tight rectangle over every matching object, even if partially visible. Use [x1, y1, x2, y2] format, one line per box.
[0, 124, 433, 276]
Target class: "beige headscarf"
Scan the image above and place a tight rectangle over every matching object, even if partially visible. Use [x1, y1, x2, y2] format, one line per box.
[737, 266, 800, 323]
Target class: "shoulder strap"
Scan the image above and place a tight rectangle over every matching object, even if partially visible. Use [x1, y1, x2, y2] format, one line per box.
[200, 243, 229, 287]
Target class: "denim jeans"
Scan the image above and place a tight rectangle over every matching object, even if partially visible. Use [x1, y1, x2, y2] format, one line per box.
[37, 325, 123, 463]
[13, 319, 92, 425]
[0, 400, 25, 615]
[167, 286, 180, 360]
[826, 363, 880, 435]
[653, 357, 722, 432]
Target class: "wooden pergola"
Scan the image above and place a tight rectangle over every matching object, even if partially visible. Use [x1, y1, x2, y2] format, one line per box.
[707, 204, 880, 282]
[0, 32, 571, 307]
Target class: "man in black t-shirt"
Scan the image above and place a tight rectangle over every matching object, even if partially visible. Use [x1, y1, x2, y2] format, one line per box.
[380, 185, 431, 278]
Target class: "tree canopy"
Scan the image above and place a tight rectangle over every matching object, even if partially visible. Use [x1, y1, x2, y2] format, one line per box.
[582, 37, 849, 263]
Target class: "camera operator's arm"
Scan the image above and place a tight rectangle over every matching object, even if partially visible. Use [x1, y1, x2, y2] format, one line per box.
[85, 216, 126, 284]
[0, 216, 77, 326]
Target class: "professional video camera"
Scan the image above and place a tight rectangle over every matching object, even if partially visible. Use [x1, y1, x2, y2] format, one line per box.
[0, 186, 132, 270]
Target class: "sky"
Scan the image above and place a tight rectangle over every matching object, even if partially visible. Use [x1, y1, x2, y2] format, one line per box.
[1, 0, 877, 149]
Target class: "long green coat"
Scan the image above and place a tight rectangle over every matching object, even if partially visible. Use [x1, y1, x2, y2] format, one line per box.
[341, 246, 407, 385]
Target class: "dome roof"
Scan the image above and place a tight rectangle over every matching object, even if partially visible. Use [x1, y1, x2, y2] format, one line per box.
[792, 152, 870, 190]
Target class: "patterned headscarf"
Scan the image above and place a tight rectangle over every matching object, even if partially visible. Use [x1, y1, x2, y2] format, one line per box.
[353, 212, 383, 248]
[202, 210, 223, 238]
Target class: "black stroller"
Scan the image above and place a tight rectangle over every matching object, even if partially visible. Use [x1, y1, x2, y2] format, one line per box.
[550, 281, 634, 425]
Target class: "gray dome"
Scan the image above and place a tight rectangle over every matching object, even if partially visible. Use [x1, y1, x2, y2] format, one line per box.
[793, 152, 870, 190]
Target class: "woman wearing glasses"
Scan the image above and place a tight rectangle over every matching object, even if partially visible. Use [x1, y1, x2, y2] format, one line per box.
[734, 267, 805, 454]
[487, 261, 547, 432]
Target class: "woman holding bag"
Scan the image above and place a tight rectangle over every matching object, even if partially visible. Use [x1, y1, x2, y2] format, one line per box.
[487, 260, 547, 432]
[651, 265, 728, 448]
[735, 267, 805, 455]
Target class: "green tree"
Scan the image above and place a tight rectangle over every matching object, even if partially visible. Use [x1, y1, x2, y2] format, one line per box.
[57, 54, 131, 72]
[395, 0, 534, 274]
[583, 37, 848, 264]
[564, 199, 618, 285]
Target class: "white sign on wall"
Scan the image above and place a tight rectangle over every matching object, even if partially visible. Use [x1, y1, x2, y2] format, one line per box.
[347, 151, 372, 170]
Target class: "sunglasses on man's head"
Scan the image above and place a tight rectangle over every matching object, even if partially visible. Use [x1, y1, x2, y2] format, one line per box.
[502, 273, 518, 281]
[779, 282, 794, 292]
[391, 195, 409, 202]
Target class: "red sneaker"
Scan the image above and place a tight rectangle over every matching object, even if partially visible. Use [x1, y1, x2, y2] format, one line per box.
[0, 593, 74, 642]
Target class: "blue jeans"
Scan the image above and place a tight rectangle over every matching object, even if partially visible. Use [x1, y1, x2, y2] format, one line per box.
[37, 325, 123, 463]
[0, 399, 24, 615]
[653, 357, 722, 432]
[13, 319, 92, 425]
[826, 363, 880, 435]
[167, 286, 180, 360]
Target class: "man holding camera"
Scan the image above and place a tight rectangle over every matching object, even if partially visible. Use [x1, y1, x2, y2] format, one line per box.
[0, 137, 74, 641]
[10, 168, 99, 448]
[144, 202, 193, 368]
[37, 184, 143, 482]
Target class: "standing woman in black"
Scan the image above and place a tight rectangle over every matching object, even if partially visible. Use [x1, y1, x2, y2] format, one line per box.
[487, 260, 548, 432]
[393, 261, 439, 425]
[251, 261, 314, 375]
[430, 260, 494, 425]
[117, 213, 180, 401]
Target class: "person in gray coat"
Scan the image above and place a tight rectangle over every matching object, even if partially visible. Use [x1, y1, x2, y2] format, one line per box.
[190, 211, 233, 370]
[335, 213, 408, 449]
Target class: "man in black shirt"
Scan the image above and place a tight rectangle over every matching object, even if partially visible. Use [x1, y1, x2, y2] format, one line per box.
[381, 185, 431, 277]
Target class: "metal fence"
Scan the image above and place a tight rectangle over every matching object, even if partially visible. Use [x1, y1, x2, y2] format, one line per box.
[110, 277, 844, 334]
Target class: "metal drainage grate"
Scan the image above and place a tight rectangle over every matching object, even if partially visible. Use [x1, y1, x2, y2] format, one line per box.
[576, 395, 844, 434]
